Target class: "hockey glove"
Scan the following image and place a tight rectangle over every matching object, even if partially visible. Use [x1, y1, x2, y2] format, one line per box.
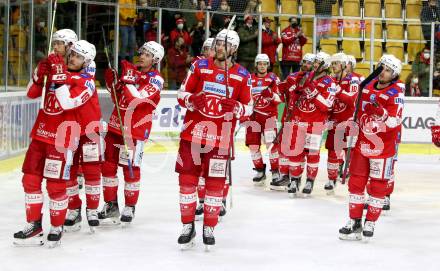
[220, 98, 244, 118]
[120, 60, 140, 84]
[261, 87, 274, 100]
[364, 102, 388, 121]
[301, 82, 318, 100]
[188, 92, 206, 111]
[48, 54, 68, 85]
[104, 68, 118, 91]
[33, 58, 50, 85]
[431, 125, 440, 148]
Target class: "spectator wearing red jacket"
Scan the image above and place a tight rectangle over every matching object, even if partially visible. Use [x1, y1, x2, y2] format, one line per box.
[170, 18, 192, 47]
[167, 36, 191, 90]
[261, 17, 281, 70]
[280, 17, 307, 80]
[145, 18, 158, 42]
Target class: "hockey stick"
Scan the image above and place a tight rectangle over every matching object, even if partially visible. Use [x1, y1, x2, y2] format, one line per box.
[341, 65, 384, 184]
[224, 15, 236, 209]
[40, 0, 58, 109]
[101, 26, 135, 178]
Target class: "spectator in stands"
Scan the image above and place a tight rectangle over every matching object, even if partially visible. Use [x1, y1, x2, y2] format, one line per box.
[170, 18, 192, 48]
[244, 0, 259, 14]
[237, 14, 258, 72]
[145, 18, 158, 42]
[412, 47, 432, 97]
[280, 17, 307, 80]
[261, 17, 281, 70]
[210, 1, 231, 36]
[135, 11, 146, 47]
[190, 20, 206, 57]
[167, 36, 191, 90]
[314, 0, 336, 39]
[119, 0, 137, 62]
[34, 18, 47, 62]
[421, 0, 440, 43]
[432, 61, 440, 96]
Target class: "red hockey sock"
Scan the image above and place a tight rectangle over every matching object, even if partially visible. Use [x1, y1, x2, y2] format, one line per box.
[179, 174, 198, 224]
[25, 193, 44, 222]
[203, 190, 223, 227]
[365, 196, 384, 221]
[250, 146, 264, 170]
[85, 180, 101, 209]
[102, 177, 119, 202]
[47, 181, 68, 227]
[197, 177, 206, 202]
[269, 149, 279, 171]
[349, 193, 365, 219]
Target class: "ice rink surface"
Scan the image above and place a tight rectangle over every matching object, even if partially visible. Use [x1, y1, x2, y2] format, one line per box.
[1, 149, 439, 271]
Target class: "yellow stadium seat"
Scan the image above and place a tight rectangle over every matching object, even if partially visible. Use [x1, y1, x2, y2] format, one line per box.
[386, 42, 404, 61]
[365, 21, 383, 39]
[262, 0, 277, 13]
[332, 2, 339, 16]
[301, 18, 314, 37]
[400, 64, 412, 83]
[386, 22, 404, 40]
[407, 42, 427, 63]
[282, 0, 298, 14]
[302, 0, 315, 15]
[406, 0, 422, 19]
[342, 40, 362, 59]
[364, 41, 383, 62]
[343, 20, 362, 38]
[364, 0, 382, 18]
[407, 24, 424, 41]
[384, 0, 402, 19]
[343, 0, 361, 17]
[355, 62, 372, 77]
[320, 39, 338, 55]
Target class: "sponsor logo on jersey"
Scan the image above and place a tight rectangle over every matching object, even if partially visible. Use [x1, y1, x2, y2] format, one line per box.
[198, 59, 209, 68]
[80, 73, 92, 79]
[252, 86, 265, 94]
[394, 97, 404, 104]
[216, 74, 225, 83]
[150, 77, 163, 89]
[200, 69, 213, 74]
[202, 81, 232, 97]
[386, 88, 398, 96]
[230, 74, 243, 82]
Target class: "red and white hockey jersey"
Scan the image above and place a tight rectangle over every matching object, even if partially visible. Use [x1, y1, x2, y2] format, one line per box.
[330, 72, 364, 123]
[177, 58, 253, 148]
[251, 72, 281, 117]
[107, 70, 163, 141]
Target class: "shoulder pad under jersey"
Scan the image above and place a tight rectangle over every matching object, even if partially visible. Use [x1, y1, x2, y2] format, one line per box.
[237, 66, 250, 77]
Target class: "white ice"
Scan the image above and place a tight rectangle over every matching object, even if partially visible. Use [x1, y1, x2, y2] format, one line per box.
[1, 148, 440, 271]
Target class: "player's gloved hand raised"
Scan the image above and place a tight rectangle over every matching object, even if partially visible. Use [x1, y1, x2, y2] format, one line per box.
[104, 68, 118, 91]
[220, 98, 243, 118]
[300, 82, 318, 99]
[261, 87, 274, 100]
[48, 54, 68, 85]
[120, 60, 140, 84]
[431, 125, 440, 148]
[188, 92, 206, 111]
[33, 58, 50, 85]
[364, 102, 387, 120]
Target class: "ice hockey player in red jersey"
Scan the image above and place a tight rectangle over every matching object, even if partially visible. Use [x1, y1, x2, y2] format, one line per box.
[100, 41, 164, 225]
[338, 54, 404, 241]
[276, 52, 336, 197]
[245, 53, 281, 185]
[431, 100, 440, 148]
[51, 40, 103, 233]
[275, 53, 316, 190]
[13, 29, 82, 248]
[324, 53, 363, 194]
[175, 29, 253, 250]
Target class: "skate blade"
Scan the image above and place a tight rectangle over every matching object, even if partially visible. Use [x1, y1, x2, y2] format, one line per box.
[326, 190, 335, 196]
[88, 226, 97, 234]
[288, 192, 298, 198]
[64, 223, 81, 233]
[180, 240, 195, 250]
[362, 236, 371, 243]
[204, 244, 213, 252]
[218, 216, 225, 222]
[270, 186, 288, 191]
[253, 181, 265, 187]
[47, 240, 61, 248]
[381, 210, 390, 216]
[339, 233, 362, 241]
[99, 217, 121, 226]
[302, 193, 311, 198]
[13, 235, 44, 247]
[121, 221, 132, 228]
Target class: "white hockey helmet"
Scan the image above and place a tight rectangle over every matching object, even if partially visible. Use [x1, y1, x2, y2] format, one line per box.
[53, 29, 78, 45]
[315, 51, 331, 69]
[379, 54, 402, 77]
[346, 55, 357, 69]
[255, 53, 270, 65]
[331, 52, 349, 67]
[203, 37, 215, 49]
[302, 53, 315, 63]
[215, 29, 240, 49]
[70, 40, 96, 66]
[139, 41, 165, 64]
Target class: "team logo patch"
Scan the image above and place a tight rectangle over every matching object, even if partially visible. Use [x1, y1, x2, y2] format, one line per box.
[216, 74, 225, 83]
[257, 80, 263, 86]
[370, 94, 377, 104]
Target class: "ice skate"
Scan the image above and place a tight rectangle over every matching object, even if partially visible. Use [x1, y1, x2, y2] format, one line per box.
[86, 209, 99, 233]
[178, 222, 196, 250]
[195, 202, 204, 221]
[302, 179, 314, 197]
[98, 201, 121, 226]
[203, 225, 215, 251]
[339, 218, 362, 241]
[270, 174, 289, 191]
[252, 166, 266, 186]
[287, 177, 301, 198]
[270, 170, 280, 187]
[13, 220, 44, 247]
[362, 220, 375, 242]
[324, 180, 336, 195]
[120, 206, 135, 226]
[382, 195, 391, 215]
[64, 208, 82, 232]
[47, 226, 63, 248]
